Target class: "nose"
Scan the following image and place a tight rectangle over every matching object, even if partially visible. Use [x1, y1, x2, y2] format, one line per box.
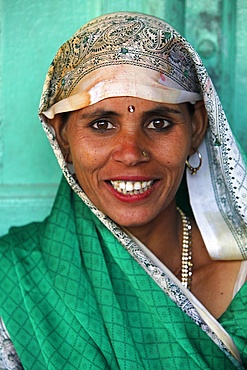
[112, 131, 150, 166]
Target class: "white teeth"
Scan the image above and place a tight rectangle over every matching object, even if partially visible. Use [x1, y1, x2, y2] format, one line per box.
[126, 182, 134, 192]
[110, 180, 154, 195]
[119, 181, 126, 190]
[134, 182, 141, 190]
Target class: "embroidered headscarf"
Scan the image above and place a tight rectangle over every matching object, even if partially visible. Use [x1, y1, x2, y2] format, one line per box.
[39, 12, 247, 260]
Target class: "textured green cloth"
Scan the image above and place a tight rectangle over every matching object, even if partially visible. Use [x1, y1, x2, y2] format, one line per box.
[219, 286, 247, 366]
[0, 179, 245, 369]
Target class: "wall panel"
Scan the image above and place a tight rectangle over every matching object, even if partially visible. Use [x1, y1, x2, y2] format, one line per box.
[185, 0, 246, 145]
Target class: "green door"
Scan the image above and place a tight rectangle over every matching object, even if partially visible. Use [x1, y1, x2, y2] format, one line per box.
[1, 0, 246, 236]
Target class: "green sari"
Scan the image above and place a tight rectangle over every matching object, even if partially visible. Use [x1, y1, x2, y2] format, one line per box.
[0, 179, 245, 369]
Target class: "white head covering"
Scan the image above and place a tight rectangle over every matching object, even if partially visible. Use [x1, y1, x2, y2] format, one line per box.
[39, 12, 247, 260]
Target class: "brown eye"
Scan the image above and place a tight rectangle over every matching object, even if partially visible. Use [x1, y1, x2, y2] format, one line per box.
[147, 119, 171, 131]
[92, 120, 115, 131]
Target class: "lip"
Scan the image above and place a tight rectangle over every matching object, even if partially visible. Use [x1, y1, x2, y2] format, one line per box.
[105, 177, 159, 203]
[107, 176, 156, 182]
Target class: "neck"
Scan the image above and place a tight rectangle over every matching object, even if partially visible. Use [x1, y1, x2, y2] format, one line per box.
[126, 201, 183, 275]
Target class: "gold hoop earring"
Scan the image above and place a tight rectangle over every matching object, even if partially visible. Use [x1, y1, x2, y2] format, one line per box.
[186, 151, 202, 175]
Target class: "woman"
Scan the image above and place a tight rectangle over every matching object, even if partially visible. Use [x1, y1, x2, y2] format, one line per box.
[0, 11, 246, 369]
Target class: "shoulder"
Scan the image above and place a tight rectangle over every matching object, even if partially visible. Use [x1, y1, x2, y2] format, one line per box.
[0, 222, 46, 322]
[0, 222, 44, 290]
[219, 280, 247, 367]
[0, 222, 43, 251]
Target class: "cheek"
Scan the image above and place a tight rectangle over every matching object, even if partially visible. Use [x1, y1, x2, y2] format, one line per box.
[157, 138, 190, 167]
[69, 136, 106, 174]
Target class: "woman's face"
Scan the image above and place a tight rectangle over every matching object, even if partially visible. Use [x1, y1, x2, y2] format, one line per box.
[59, 97, 204, 228]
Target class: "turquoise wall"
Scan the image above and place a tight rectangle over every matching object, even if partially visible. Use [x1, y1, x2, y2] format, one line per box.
[1, 0, 246, 236]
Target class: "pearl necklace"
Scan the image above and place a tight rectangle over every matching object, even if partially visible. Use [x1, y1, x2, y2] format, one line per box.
[177, 207, 193, 290]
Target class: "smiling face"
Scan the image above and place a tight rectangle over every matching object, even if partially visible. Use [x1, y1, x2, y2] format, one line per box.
[53, 96, 207, 229]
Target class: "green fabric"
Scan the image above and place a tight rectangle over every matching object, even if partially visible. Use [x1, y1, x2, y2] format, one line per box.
[0, 178, 244, 369]
[219, 284, 247, 366]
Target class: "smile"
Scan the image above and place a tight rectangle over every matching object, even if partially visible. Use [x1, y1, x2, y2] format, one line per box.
[110, 180, 154, 195]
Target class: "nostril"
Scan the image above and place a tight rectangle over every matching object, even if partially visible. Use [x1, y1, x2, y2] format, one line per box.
[112, 145, 150, 166]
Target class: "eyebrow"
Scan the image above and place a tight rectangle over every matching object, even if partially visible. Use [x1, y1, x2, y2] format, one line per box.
[141, 106, 182, 119]
[78, 109, 121, 121]
[78, 105, 181, 121]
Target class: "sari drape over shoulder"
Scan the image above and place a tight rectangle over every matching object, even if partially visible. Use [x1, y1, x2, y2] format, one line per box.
[0, 179, 246, 369]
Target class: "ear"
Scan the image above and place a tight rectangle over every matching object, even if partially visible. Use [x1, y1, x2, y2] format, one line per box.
[47, 114, 72, 162]
[190, 101, 208, 155]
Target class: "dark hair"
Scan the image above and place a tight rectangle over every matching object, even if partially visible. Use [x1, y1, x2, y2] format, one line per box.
[61, 111, 71, 125]
[187, 102, 195, 116]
